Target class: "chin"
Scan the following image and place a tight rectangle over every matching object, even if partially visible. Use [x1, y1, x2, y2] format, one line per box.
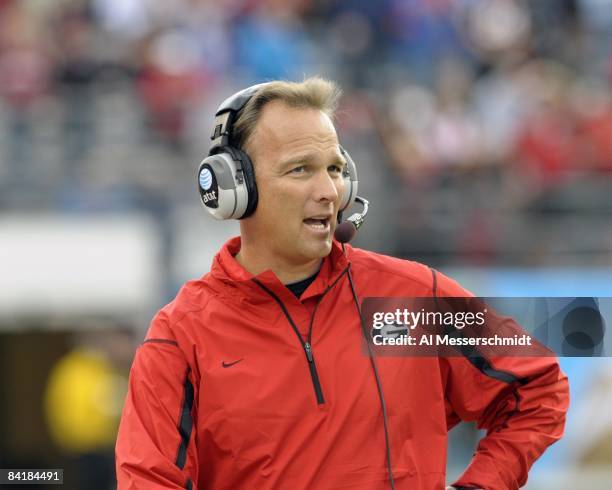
[301, 239, 332, 260]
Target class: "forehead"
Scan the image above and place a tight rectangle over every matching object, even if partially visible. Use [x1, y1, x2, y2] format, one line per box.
[248, 101, 339, 161]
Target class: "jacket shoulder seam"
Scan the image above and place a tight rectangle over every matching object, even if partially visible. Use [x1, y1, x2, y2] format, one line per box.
[161, 291, 216, 330]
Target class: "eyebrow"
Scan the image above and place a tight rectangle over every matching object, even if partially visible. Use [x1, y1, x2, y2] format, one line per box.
[278, 152, 347, 170]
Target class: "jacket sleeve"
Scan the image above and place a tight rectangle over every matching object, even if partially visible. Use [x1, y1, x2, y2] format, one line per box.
[116, 311, 198, 489]
[433, 271, 570, 490]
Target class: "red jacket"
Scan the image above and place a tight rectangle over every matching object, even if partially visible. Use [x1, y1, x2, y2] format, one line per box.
[116, 237, 569, 489]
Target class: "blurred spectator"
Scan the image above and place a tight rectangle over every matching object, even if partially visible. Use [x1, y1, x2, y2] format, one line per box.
[460, 0, 531, 67]
[233, 0, 315, 80]
[92, 0, 149, 41]
[0, 2, 50, 186]
[527, 0, 585, 68]
[54, 4, 101, 176]
[471, 59, 530, 165]
[513, 61, 580, 191]
[427, 57, 485, 169]
[44, 328, 133, 490]
[384, 0, 468, 84]
[573, 79, 612, 173]
[137, 27, 206, 152]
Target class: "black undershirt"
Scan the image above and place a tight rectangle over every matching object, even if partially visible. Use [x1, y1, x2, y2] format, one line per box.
[286, 271, 319, 298]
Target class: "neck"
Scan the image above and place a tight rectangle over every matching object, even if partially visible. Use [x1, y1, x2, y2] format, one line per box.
[235, 238, 322, 285]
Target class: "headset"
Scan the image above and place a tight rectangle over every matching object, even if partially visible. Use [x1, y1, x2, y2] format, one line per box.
[196, 83, 395, 489]
[197, 83, 359, 221]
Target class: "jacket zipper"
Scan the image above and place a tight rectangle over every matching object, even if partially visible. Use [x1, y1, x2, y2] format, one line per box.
[253, 267, 348, 405]
[303, 341, 324, 404]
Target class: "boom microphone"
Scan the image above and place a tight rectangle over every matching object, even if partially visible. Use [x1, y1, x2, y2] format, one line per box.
[334, 196, 369, 244]
[334, 221, 357, 243]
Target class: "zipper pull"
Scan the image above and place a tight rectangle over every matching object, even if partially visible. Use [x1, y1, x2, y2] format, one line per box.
[304, 342, 314, 362]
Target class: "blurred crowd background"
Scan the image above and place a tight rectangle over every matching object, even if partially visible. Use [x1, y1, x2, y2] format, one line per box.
[1, 0, 612, 488]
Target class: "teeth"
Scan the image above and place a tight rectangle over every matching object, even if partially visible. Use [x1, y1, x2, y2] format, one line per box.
[304, 218, 328, 230]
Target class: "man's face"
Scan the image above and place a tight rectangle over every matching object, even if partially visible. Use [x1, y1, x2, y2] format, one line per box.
[244, 100, 346, 266]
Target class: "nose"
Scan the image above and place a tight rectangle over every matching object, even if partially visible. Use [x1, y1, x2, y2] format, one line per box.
[313, 169, 341, 203]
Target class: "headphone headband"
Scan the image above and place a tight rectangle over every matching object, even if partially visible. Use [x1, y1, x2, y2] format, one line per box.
[209, 83, 269, 153]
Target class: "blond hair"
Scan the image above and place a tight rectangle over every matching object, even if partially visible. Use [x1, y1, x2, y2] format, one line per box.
[232, 77, 342, 152]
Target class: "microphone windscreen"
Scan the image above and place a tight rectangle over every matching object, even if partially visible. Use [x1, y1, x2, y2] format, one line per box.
[334, 221, 357, 243]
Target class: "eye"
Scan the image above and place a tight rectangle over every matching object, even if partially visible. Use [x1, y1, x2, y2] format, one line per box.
[287, 165, 306, 175]
[328, 164, 344, 174]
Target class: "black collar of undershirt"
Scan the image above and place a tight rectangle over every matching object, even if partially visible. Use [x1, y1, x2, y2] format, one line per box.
[285, 270, 320, 298]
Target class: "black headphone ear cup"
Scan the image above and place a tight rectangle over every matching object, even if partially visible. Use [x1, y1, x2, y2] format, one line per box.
[224, 146, 258, 218]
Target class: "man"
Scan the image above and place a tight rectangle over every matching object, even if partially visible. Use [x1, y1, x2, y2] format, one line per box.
[115, 78, 569, 489]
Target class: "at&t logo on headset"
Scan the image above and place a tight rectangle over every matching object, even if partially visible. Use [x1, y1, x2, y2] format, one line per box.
[199, 166, 219, 208]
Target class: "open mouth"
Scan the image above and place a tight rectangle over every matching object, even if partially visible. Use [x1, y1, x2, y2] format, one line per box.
[303, 217, 331, 232]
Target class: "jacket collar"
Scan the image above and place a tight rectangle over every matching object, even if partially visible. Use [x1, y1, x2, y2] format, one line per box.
[208, 236, 350, 305]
